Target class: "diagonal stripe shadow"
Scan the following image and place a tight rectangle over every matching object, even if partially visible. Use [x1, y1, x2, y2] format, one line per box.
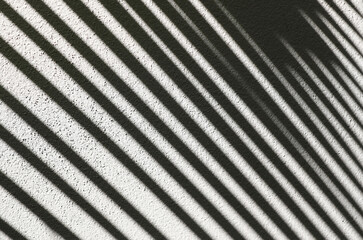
[0, 123, 129, 239]
[120, 0, 363, 237]
[0, 50, 167, 240]
[0, 171, 79, 239]
[0, 217, 28, 240]
[142, 0, 363, 236]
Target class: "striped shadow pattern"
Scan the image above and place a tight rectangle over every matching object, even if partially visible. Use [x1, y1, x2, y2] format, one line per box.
[0, 0, 362, 239]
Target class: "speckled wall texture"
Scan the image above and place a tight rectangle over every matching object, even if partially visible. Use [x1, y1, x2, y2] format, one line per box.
[0, 0, 362, 239]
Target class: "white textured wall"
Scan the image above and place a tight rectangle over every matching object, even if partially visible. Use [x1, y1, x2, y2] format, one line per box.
[1, 0, 362, 239]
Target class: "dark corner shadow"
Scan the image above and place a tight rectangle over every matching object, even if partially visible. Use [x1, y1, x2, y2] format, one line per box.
[157, 0, 363, 237]
[310, 9, 363, 61]
[58, 0, 363, 239]
[0, 124, 129, 240]
[1, 0, 362, 239]
[201, 0, 363, 236]
[31, 0, 326, 238]
[71, 0, 297, 238]
[146, 0, 363, 238]
[98, 1, 359, 240]
[110, 0, 319, 238]
[0, 217, 28, 240]
[0, 171, 79, 239]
